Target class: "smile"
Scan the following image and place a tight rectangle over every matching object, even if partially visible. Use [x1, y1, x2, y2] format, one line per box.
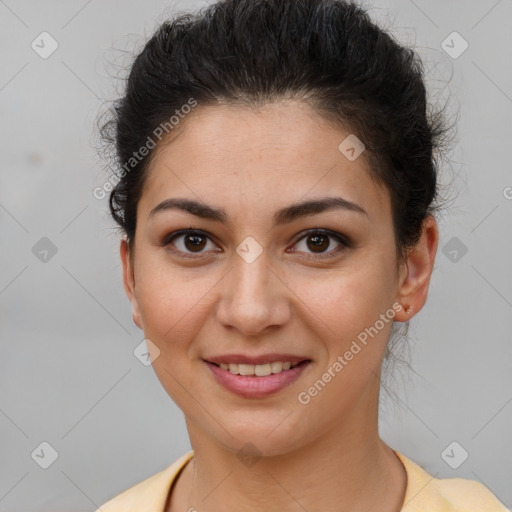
[204, 358, 311, 398]
[215, 361, 301, 376]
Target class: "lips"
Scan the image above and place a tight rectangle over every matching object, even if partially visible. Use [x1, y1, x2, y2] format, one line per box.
[203, 354, 312, 398]
[205, 353, 308, 365]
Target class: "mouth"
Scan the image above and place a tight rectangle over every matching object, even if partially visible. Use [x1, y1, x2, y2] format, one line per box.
[203, 356, 312, 398]
[208, 360, 304, 376]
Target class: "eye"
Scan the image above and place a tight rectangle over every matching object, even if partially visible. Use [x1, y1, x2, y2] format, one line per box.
[289, 229, 350, 259]
[163, 229, 220, 258]
[162, 228, 350, 260]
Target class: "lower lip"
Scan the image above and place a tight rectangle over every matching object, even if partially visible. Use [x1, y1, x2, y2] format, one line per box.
[205, 360, 311, 398]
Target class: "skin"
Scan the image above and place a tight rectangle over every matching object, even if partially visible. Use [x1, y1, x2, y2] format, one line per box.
[120, 99, 439, 512]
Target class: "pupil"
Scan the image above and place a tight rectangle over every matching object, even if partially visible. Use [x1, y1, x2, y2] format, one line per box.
[185, 234, 206, 252]
[308, 234, 329, 252]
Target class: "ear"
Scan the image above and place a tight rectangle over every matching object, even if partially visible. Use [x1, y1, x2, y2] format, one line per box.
[394, 215, 439, 322]
[120, 238, 143, 329]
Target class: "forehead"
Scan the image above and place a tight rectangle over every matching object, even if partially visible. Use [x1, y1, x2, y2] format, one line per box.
[138, 100, 391, 224]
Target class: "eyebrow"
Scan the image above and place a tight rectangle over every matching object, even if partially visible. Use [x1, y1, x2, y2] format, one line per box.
[148, 196, 368, 225]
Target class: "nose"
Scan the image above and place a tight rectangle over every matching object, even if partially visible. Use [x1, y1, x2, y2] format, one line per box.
[215, 250, 291, 336]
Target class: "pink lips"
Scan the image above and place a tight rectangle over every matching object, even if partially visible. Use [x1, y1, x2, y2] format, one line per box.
[204, 357, 311, 398]
[206, 353, 307, 365]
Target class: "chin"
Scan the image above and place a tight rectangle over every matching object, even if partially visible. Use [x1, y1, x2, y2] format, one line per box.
[203, 410, 313, 458]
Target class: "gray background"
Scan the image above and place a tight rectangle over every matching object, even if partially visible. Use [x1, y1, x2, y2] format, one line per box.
[1, 0, 511, 510]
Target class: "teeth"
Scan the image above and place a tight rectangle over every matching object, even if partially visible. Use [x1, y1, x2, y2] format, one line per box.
[238, 364, 254, 376]
[270, 361, 282, 373]
[218, 361, 301, 376]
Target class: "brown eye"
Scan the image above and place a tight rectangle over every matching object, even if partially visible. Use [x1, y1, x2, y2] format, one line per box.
[183, 233, 207, 252]
[164, 229, 219, 256]
[291, 229, 350, 259]
[306, 233, 330, 253]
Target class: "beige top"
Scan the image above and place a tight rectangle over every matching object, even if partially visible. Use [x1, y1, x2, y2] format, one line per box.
[96, 450, 509, 511]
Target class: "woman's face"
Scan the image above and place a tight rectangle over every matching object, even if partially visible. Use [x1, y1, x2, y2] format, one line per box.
[121, 100, 436, 455]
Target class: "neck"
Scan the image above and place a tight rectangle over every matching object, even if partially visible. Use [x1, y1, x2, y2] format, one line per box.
[170, 381, 406, 512]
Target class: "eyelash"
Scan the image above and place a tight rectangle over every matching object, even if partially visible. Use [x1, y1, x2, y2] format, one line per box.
[161, 228, 351, 260]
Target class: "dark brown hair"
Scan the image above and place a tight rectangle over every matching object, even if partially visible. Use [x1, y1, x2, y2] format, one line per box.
[100, 0, 449, 266]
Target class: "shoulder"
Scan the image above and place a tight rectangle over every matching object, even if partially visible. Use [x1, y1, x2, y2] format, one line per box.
[95, 451, 194, 512]
[395, 450, 510, 512]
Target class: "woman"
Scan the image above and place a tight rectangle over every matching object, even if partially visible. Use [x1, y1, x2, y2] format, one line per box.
[95, 0, 508, 510]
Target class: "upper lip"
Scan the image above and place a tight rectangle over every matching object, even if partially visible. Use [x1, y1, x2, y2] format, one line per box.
[205, 353, 310, 365]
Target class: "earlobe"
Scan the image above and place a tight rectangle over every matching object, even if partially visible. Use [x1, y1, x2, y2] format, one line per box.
[120, 238, 143, 329]
[394, 216, 439, 322]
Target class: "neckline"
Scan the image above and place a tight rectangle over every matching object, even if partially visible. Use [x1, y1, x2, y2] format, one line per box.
[163, 449, 413, 512]
[162, 451, 194, 512]
[391, 449, 411, 511]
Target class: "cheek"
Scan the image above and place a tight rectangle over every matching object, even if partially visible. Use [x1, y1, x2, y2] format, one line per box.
[295, 265, 397, 405]
[297, 270, 396, 417]
[134, 259, 213, 409]
[137, 251, 234, 360]
[134, 255, 213, 350]
[293, 262, 395, 341]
